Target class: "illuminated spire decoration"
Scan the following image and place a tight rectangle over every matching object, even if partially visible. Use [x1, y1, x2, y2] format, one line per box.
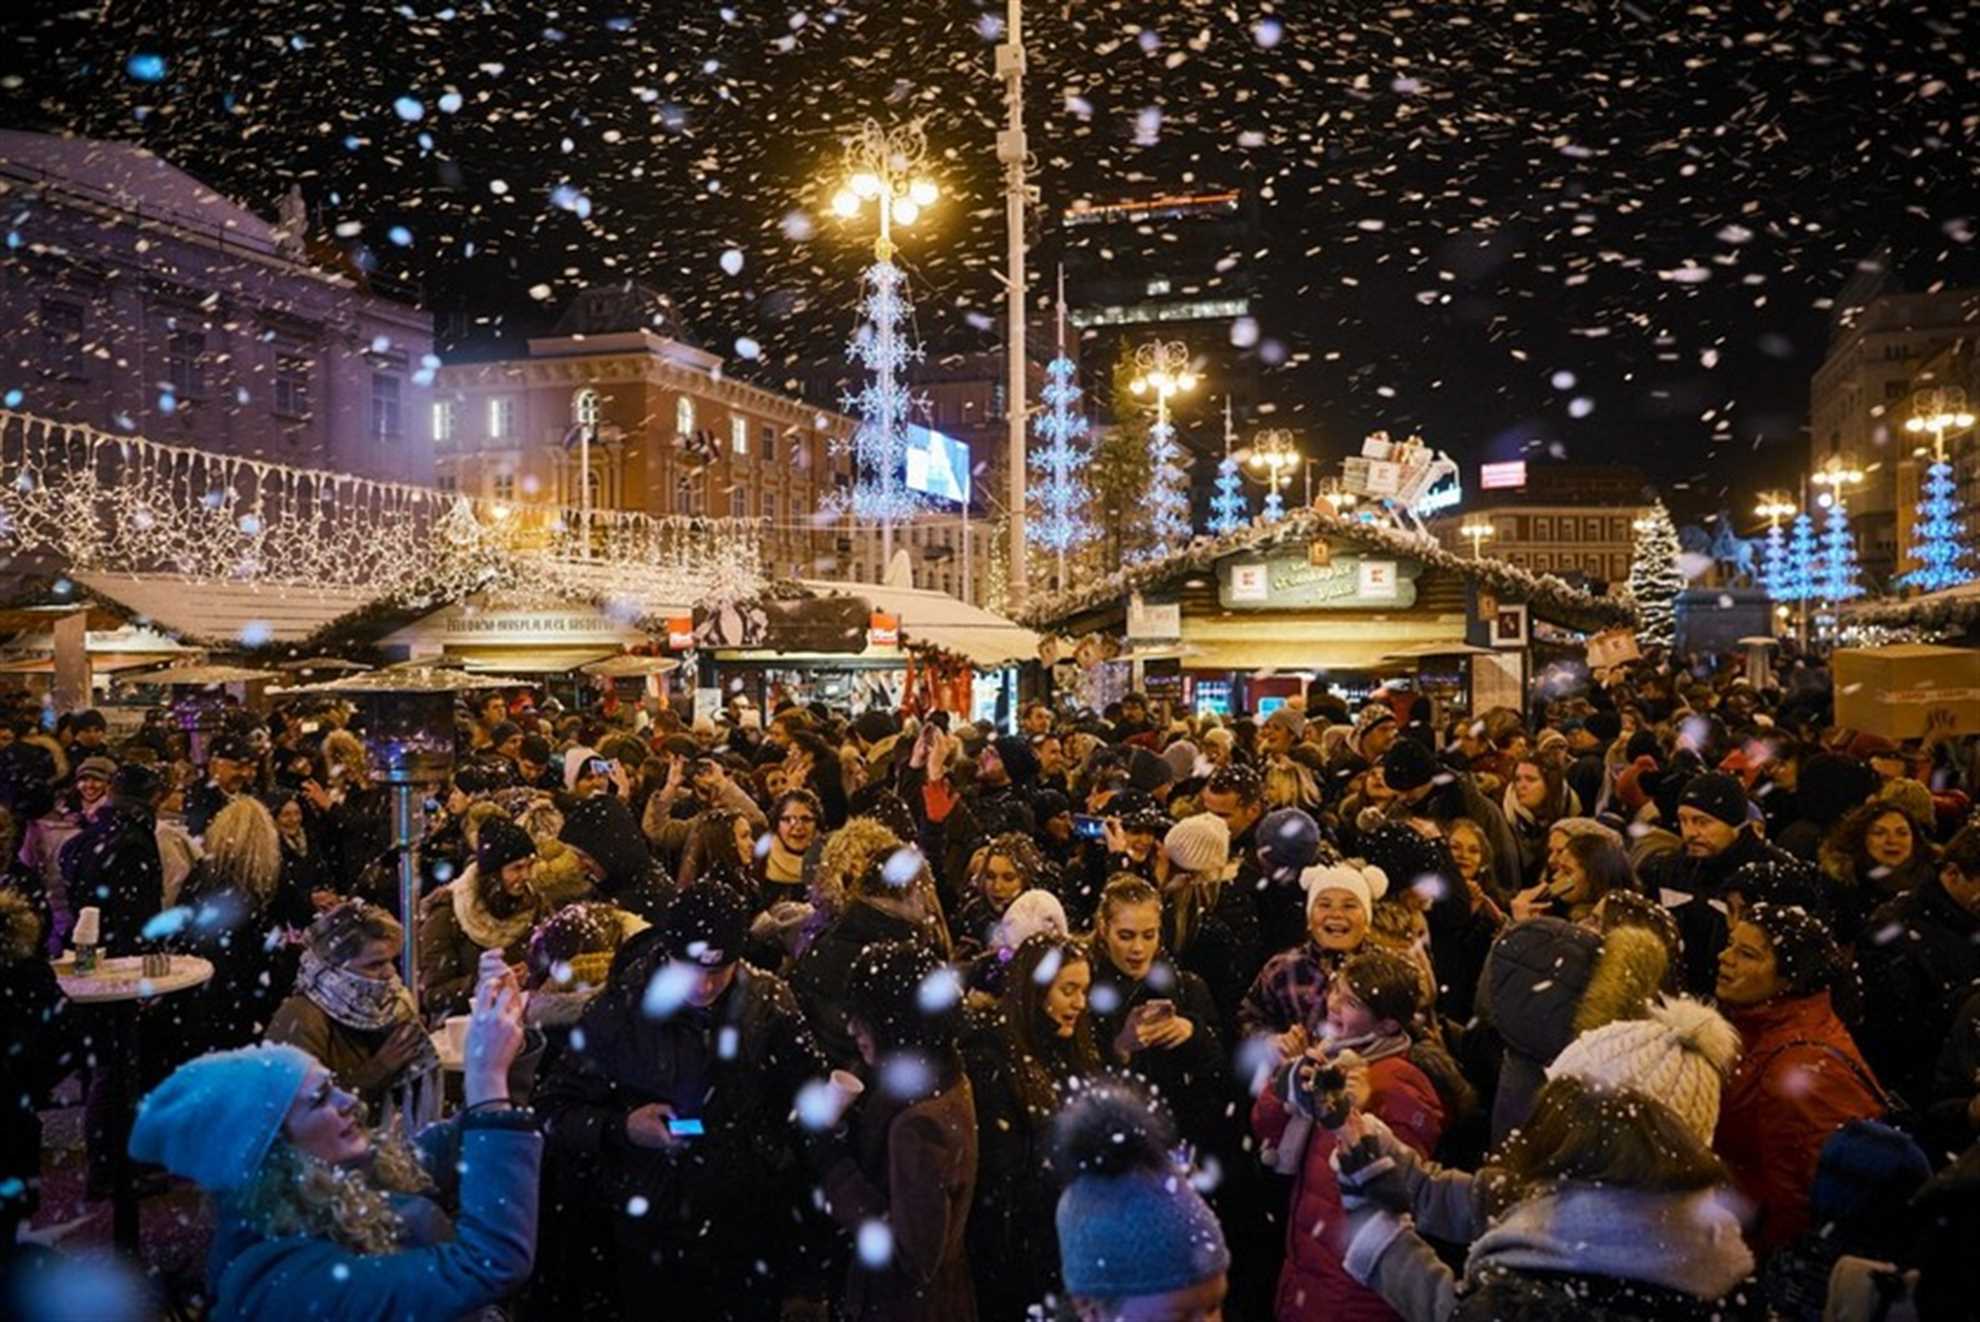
[1819, 494, 1864, 602]
[1208, 396, 1249, 534]
[1028, 267, 1094, 589]
[1778, 511, 1818, 603]
[1900, 460, 1973, 592]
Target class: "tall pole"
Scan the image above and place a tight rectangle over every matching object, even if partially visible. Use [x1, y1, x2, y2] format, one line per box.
[1055, 266, 1069, 593]
[876, 199, 896, 571]
[999, 0, 1028, 610]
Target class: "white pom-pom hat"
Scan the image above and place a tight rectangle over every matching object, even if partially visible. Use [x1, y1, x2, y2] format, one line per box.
[1546, 995, 1741, 1142]
[1299, 861, 1389, 921]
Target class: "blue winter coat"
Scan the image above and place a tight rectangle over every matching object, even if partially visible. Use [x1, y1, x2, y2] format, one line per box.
[205, 1109, 541, 1321]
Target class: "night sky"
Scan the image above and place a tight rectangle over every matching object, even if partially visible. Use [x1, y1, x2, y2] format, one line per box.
[4, 0, 1976, 526]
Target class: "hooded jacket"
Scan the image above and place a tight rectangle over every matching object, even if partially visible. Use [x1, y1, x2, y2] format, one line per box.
[557, 796, 673, 924]
[416, 865, 547, 1017]
[1858, 877, 1980, 1104]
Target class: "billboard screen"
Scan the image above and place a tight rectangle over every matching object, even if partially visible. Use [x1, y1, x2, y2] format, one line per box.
[905, 425, 971, 505]
[1480, 460, 1528, 491]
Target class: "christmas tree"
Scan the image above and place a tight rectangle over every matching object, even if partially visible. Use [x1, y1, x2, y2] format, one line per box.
[1139, 414, 1193, 560]
[841, 257, 922, 527]
[1760, 520, 1788, 598]
[1820, 496, 1864, 602]
[1779, 512, 1818, 603]
[1899, 460, 1973, 592]
[1028, 352, 1094, 567]
[1209, 451, 1248, 533]
[1626, 500, 1682, 647]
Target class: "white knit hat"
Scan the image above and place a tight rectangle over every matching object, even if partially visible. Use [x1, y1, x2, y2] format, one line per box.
[1300, 862, 1390, 921]
[993, 889, 1069, 952]
[1546, 996, 1741, 1143]
[1163, 813, 1231, 875]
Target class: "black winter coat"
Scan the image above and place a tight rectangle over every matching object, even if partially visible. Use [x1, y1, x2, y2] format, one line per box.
[1086, 955, 1228, 1149]
[790, 901, 929, 1069]
[0, 888, 69, 1239]
[164, 864, 303, 1057]
[1640, 829, 1790, 995]
[1859, 877, 1980, 1103]
[58, 800, 162, 955]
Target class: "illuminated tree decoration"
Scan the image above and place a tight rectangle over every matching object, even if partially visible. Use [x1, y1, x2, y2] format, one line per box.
[1208, 450, 1249, 534]
[1778, 512, 1818, 603]
[1142, 414, 1193, 558]
[1900, 460, 1972, 592]
[1820, 496, 1864, 602]
[1028, 352, 1093, 554]
[1760, 519, 1788, 598]
[1626, 500, 1681, 647]
[841, 258, 923, 526]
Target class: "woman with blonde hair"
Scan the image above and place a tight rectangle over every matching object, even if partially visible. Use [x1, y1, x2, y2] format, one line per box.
[131, 965, 540, 1319]
[1158, 811, 1263, 1031]
[170, 796, 307, 1055]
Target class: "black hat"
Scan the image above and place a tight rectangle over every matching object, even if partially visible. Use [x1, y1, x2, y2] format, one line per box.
[111, 762, 163, 803]
[487, 721, 521, 747]
[1585, 711, 1623, 743]
[661, 882, 750, 968]
[476, 819, 536, 878]
[853, 709, 899, 745]
[558, 795, 652, 893]
[992, 734, 1040, 785]
[207, 733, 253, 762]
[1624, 730, 1663, 763]
[1033, 789, 1071, 822]
[519, 734, 552, 765]
[1127, 747, 1173, 794]
[1379, 737, 1440, 793]
[1679, 771, 1750, 829]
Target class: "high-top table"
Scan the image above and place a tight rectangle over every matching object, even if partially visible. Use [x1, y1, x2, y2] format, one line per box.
[54, 954, 214, 1253]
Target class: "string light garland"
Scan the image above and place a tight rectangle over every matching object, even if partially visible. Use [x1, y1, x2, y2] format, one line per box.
[0, 411, 765, 617]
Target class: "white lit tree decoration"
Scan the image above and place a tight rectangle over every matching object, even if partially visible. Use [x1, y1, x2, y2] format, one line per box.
[1627, 500, 1681, 648]
[1128, 339, 1197, 561]
[1900, 387, 1977, 592]
[829, 119, 939, 565]
[0, 411, 765, 614]
[1027, 272, 1093, 591]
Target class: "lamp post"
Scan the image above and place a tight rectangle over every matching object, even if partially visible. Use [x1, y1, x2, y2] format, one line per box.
[1319, 478, 1359, 516]
[1247, 429, 1300, 522]
[831, 120, 939, 569]
[995, 0, 1031, 610]
[1129, 340, 1199, 556]
[1905, 385, 1976, 462]
[1460, 517, 1495, 560]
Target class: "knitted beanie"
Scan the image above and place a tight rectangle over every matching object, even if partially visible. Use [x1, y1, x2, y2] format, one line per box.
[129, 1044, 314, 1192]
[1742, 902, 1843, 996]
[1255, 807, 1324, 883]
[1545, 996, 1740, 1143]
[993, 888, 1070, 952]
[1379, 737, 1440, 793]
[1128, 747, 1174, 794]
[1679, 771, 1750, 828]
[1300, 861, 1390, 921]
[1265, 706, 1308, 741]
[1054, 1083, 1230, 1300]
[1162, 740, 1202, 784]
[476, 819, 536, 878]
[1163, 813, 1231, 875]
[1810, 1119, 1932, 1226]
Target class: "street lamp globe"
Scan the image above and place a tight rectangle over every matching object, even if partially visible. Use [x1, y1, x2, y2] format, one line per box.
[890, 197, 920, 226]
[831, 189, 860, 218]
[850, 171, 883, 199]
[908, 179, 938, 207]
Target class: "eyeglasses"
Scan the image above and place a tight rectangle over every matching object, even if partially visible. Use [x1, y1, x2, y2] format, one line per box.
[779, 814, 817, 826]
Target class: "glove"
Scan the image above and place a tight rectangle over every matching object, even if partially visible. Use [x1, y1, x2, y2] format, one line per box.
[1339, 1204, 1413, 1285]
[1331, 1131, 1411, 1213]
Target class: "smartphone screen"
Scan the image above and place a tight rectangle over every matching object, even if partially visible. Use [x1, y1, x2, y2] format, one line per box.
[587, 757, 614, 778]
[666, 1115, 705, 1137]
[1072, 813, 1107, 841]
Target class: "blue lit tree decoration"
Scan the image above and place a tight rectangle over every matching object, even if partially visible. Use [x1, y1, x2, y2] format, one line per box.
[1818, 493, 1864, 602]
[1779, 510, 1818, 603]
[828, 120, 940, 563]
[1901, 460, 1972, 591]
[1208, 397, 1249, 534]
[1754, 494, 1794, 599]
[1127, 340, 1197, 561]
[1028, 275, 1094, 591]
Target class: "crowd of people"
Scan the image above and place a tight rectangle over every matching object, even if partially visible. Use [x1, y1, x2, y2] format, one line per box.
[3, 660, 1980, 1320]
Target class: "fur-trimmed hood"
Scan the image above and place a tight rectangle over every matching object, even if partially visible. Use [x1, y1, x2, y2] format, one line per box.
[444, 864, 539, 951]
[532, 837, 594, 908]
[0, 887, 44, 963]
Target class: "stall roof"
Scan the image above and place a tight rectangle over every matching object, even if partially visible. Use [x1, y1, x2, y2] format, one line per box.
[69, 572, 381, 646]
[796, 579, 1040, 668]
[441, 647, 619, 674]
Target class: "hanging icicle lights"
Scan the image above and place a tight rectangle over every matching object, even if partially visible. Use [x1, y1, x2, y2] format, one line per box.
[0, 411, 765, 613]
[1028, 353, 1093, 556]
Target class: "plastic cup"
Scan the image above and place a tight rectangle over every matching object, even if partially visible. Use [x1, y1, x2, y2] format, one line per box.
[444, 1015, 471, 1058]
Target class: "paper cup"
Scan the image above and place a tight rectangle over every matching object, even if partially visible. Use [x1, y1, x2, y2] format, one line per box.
[826, 1068, 865, 1125]
[443, 1015, 471, 1059]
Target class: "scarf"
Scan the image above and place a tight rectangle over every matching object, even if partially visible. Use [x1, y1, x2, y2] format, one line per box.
[765, 837, 806, 886]
[1269, 1030, 1413, 1174]
[449, 868, 537, 951]
[295, 947, 443, 1126]
[1469, 1185, 1753, 1301]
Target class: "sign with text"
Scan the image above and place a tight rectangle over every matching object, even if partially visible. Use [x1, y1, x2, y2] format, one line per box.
[1586, 628, 1641, 673]
[1481, 460, 1528, 491]
[1127, 595, 1183, 641]
[868, 613, 900, 648]
[1218, 553, 1420, 611]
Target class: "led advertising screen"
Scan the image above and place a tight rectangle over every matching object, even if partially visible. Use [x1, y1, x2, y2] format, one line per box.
[904, 425, 971, 505]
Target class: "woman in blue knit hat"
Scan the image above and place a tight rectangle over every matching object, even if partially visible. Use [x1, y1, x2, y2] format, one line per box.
[130, 954, 541, 1321]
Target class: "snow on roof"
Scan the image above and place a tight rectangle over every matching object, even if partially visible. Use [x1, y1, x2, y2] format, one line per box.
[0, 129, 279, 251]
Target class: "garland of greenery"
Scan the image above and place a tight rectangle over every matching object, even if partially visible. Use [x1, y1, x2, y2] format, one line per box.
[1014, 506, 1636, 633]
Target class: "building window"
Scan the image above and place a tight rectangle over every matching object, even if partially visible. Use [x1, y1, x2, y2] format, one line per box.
[370, 374, 402, 440]
[432, 399, 457, 443]
[491, 472, 515, 502]
[166, 331, 206, 398]
[572, 387, 601, 433]
[732, 415, 749, 456]
[793, 434, 812, 470]
[761, 424, 777, 462]
[989, 381, 1007, 420]
[436, 473, 458, 493]
[675, 473, 704, 516]
[40, 299, 86, 377]
[730, 487, 748, 518]
[488, 397, 517, 441]
[763, 491, 778, 521]
[677, 395, 696, 436]
[274, 351, 311, 418]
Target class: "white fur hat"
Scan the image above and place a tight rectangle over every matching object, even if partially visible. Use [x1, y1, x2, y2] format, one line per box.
[1300, 861, 1389, 921]
[993, 889, 1069, 952]
[1546, 995, 1741, 1143]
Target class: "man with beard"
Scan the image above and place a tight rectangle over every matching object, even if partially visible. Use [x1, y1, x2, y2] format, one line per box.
[1640, 771, 1790, 995]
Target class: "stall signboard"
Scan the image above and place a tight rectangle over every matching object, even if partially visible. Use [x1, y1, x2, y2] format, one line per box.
[392, 607, 644, 648]
[665, 617, 694, 651]
[1127, 595, 1183, 641]
[696, 596, 872, 653]
[1218, 553, 1420, 611]
[1834, 645, 1980, 740]
[868, 613, 900, 647]
[1587, 628, 1641, 673]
